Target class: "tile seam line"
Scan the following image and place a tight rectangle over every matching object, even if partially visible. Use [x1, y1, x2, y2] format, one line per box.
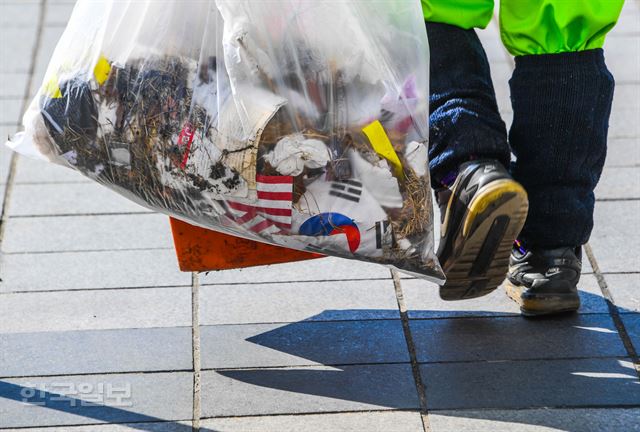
[595, 197, 640, 202]
[0, 318, 404, 328]
[198, 277, 394, 286]
[0, 419, 195, 431]
[191, 272, 202, 431]
[427, 405, 640, 412]
[427, 402, 640, 412]
[6, 355, 629, 380]
[2, 247, 174, 255]
[0, 368, 194, 380]
[391, 269, 431, 432]
[0, 317, 406, 330]
[204, 353, 636, 372]
[0, 284, 193, 294]
[0, 0, 47, 246]
[0, 410, 421, 430]
[9, 211, 156, 218]
[204, 355, 633, 372]
[200, 406, 640, 425]
[0, 324, 194, 336]
[198, 408, 423, 421]
[199, 405, 640, 420]
[1, 362, 417, 381]
[584, 242, 640, 379]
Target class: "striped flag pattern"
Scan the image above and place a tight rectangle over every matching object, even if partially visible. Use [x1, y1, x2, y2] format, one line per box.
[226, 175, 293, 235]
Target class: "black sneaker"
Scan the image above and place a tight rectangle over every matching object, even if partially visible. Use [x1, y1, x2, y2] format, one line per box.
[505, 245, 582, 316]
[437, 160, 529, 300]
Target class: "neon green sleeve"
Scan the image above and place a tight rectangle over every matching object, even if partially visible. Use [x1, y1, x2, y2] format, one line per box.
[422, 0, 624, 56]
[421, 0, 495, 30]
[499, 0, 624, 56]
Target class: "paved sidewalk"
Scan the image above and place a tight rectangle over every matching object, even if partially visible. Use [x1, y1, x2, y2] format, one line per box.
[1, 1, 639, 431]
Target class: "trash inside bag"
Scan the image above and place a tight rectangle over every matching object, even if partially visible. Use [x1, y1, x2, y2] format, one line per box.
[6, 0, 445, 282]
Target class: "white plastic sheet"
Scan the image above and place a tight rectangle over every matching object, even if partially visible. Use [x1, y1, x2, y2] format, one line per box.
[6, 0, 444, 281]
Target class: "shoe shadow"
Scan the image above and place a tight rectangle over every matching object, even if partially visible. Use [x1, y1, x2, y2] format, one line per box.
[210, 291, 639, 431]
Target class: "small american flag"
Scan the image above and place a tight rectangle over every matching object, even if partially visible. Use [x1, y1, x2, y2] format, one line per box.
[226, 175, 293, 235]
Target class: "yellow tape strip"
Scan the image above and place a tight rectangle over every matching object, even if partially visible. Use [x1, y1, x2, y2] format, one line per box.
[43, 74, 62, 99]
[93, 55, 111, 85]
[362, 120, 404, 178]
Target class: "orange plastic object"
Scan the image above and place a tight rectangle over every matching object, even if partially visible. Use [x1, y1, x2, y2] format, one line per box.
[169, 217, 323, 272]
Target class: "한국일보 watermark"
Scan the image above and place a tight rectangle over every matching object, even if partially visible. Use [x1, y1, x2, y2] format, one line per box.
[20, 382, 133, 407]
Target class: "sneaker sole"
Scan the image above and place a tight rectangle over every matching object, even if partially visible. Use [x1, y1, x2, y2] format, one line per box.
[439, 179, 529, 301]
[504, 280, 581, 316]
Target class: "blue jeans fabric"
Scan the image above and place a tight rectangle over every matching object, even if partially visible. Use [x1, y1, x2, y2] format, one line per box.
[426, 22, 615, 248]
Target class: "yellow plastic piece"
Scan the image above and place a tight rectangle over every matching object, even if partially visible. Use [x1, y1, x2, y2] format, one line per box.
[93, 55, 111, 85]
[43, 74, 62, 99]
[362, 120, 404, 178]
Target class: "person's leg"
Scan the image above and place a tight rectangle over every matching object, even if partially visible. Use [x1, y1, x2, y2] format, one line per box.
[423, 0, 510, 186]
[500, 0, 623, 315]
[422, 1, 528, 300]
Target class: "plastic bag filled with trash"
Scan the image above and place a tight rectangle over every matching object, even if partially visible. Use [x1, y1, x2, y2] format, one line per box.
[6, 0, 445, 282]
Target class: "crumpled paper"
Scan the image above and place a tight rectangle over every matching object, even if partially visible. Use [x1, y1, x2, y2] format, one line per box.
[264, 133, 330, 176]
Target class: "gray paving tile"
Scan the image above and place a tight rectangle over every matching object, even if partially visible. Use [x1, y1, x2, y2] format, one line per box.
[605, 36, 640, 83]
[477, 24, 510, 65]
[581, 249, 595, 273]
[609, 108, 640, 138]
[9, 182, 149, 216]
[200, 320, 408, 369]
[411, 314, 626, 363]
[0, 27, 37, 73]
[421, 358, 640, 410]
[490, 62, 513, 114]
[201, 411, 424, 432]
[0, 287, 191, 333]
[199, 256, 391, 285]
[29, 26, 66, 97]
[605, 273, 640, 313]
[429, 408, 640, 432]
[0, 98, 23, 126]
[45, 3, 76, 26]
[199, 279, 399, 325]
[611, 0, 640, 36]
[14, 154, 91, 183]
[596, 166, 640, 199]
[0, 372, 193, 428]
[1, 213, 173, 253]
[0, 249, 190, 292]
[2, 423, 193, 432]
[591, 200, 640, 273]
[1, 139, 14, 184]
[0, 73, 29, 98]
[621, 313, 640, 352]
[0, 3, 41, 27]
[606, 138, 640, 167]
[1, 124, 19, 141]
[1, 327, 192, 378]
[499, 108, 513, 130]
[200, 364, 419, 417]
[403, 274, 607, 319]
[612, 83, 640, 110]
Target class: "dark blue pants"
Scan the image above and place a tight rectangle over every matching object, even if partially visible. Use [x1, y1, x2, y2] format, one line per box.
[426, 22, 615, 248]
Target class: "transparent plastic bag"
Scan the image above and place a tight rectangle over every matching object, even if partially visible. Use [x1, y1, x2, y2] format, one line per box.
[6, 0, 444, 282]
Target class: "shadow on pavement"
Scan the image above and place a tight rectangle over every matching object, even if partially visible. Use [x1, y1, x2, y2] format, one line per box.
[216, 291, 639, 431]
[1, 292, 637, 431]
[0, 381, 195, 431]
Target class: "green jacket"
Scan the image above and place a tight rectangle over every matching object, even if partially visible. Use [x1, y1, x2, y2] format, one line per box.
[421, 0, 624, 56]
